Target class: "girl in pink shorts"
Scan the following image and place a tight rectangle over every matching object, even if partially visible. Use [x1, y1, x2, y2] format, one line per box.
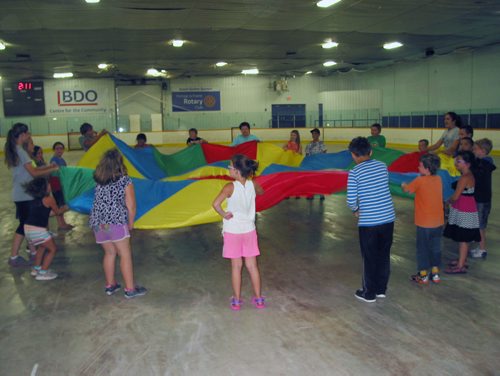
[89, 149, 147, 299]
[213, 154, 265, 310]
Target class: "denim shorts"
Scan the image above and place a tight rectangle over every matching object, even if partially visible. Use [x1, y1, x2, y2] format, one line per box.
[476, 202, 491, 230]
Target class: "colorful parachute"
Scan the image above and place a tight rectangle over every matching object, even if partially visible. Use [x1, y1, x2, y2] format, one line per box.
[59, 134, 459, 229]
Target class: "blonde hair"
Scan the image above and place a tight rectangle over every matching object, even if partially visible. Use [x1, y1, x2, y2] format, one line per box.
[474, 138, 493, 155]
[93, 149, 128, 185]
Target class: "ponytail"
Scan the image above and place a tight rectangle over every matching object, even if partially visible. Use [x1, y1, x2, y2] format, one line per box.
[4, 123, 29, 168]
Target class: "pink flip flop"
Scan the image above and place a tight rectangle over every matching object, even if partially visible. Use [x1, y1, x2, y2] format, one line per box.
[252, 297, 266, 309]
[230, 297, 242, 311]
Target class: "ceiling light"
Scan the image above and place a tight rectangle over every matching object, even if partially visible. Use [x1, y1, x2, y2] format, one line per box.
[53, 72, 73, 78]
[323, 61, 337, 67]
[317, 0, 342, 8]
[146, 68, 161, 77]
[160, 69, 167, 73]
[97, 63, 108, 69]
[118, 127, 125, 133]
[305, 71, 313, 75]
[171, 39, 184, 47]
[85, 0, 100, 3]
[322, 39, 339, 49]
[0, 41, 6, 50]
[383, 41, 403, 50]
[242, 68, 259, 75]
[215, 61, 228, 67]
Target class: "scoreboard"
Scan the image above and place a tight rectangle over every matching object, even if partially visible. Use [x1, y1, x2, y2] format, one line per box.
[2, 80, 45, 116]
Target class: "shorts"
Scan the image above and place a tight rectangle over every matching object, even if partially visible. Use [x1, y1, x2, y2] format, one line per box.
[477, 202, 491, 230]
[15, 200, 33, 236]
[93, 224, 130, 244]
[223, 230, 260, 259]
[24, 225, 52, 246]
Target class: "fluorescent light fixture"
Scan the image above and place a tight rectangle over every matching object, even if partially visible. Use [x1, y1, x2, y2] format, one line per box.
[323, 61, 337, 67]
[118, 127, 125, 133]
[146, 68, 161, 77]
[215, 61, 228, 67]
[322, 39, 339, 49]
[97, 63, 108, 69]
[0, 41, 5, 50]
[241, 68, 259, 75]
[53, 72, 73, 78]
[172, 39, 184, 47]
[305, 71, 313, 75]
[317, 0, 342, 8]
[383, 41, 403, 50]
[85, 0, 100, 3]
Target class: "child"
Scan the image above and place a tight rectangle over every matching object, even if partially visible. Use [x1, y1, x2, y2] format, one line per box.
[283, 130, 302, 154]
[443, 151, 481, 274]
[4, 123, 59, 267]
[212, 154, 265, 310]
[367, 123, 386, 148]
[186, 128, 206, 145]
[33, 145, 45, 167]
[418, 139, 429, 153]
[79, 123, 107, 151]
[347, 137, 395, 302]
[459, 125, 474, 139]
[402, 154, 444, 284]
[49, 142, 74, 230]
[305, 128, 327, 200]
[470, 139, 496, 258]
[23, 178, 67, 280]
[134, 133, 149, 149]
[89, 149, 147, 299]
[458, 137, 474, 152]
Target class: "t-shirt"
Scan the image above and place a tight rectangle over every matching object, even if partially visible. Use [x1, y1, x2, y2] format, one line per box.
[440, 127, 459, 149]
[347, 159, 395, 227]
[89, 176, 132, 227]
[50, 156, 67, 167]
[405, 175, 444, 228]
[186, 137, 202, 145]
[79, 134, 95, 151]
[367, 135, 386, 148]
[305, 141, 327, 156]
[231, 134, 260, 146]
[12, 145, 34, 202]
[474, 157, 496, 203]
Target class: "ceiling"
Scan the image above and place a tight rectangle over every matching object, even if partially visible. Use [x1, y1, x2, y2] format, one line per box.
[1, 0, 500, 81]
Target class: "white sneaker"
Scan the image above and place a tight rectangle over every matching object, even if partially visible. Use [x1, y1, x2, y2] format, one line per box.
[35, 270, 58, 280]
[31, 267, 41, 276]
[470, 248, 487, 258]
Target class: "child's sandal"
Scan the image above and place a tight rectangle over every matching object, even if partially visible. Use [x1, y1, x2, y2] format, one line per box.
[444, 266, 467, 274]
[448, 259, 469, 268]
[252, 296, 266, 309]
[230, 297, 242, 311]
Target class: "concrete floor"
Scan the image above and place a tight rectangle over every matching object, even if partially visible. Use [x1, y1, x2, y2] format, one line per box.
[1, 146, 499, 376]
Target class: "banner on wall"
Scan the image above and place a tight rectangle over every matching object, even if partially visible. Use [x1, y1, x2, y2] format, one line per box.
[44, 79, 115, 116]
[172, 91, 221, 112]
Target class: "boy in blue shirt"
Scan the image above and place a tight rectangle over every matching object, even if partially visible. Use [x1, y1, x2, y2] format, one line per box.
[347, 137, 395, 302]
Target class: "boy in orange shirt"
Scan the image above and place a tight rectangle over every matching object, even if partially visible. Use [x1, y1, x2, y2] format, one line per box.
[402, 154, 444, 284]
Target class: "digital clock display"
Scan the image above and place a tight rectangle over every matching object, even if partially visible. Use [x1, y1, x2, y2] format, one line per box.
[2, 80, 45, 116]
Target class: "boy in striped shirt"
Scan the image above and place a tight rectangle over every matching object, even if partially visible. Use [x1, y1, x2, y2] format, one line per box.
[347, 137, 396, 303]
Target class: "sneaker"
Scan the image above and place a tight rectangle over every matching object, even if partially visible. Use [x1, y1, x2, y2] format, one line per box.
[410, 273, 429, 285]
[35, 270, 58, 281]
[105, 283, 121, 296]
[230, 297, 243, 311]
[31, 266, 41, 276]
[252, 296, 266, 309]
[469, 248, 487, 259]
[8, 255, 31, 267]
[354, 289, 376, 303]
[431, 273, 441, 284]
[124, 286, 147, 299]
[376, 293, 386, 298]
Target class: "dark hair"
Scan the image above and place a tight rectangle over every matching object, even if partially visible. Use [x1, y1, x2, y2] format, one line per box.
[419, 153, 440, 175]
[460, 125, 474, 138]
[474, 138, 493, 154]
[310, 128, 320, 135]
[231, 154, 258, 178]
[136, 133, 147, 142]
[348, 137, 371, 157]
[418, 139, 429, 147]
[80, 122, 93, 135]
[53, 141, 65, 150]
[460, 137, 474, 149]
[290, 130, 300, 147]
[371, 123, 382, 132]
[445, 112, 463, 128]
[188, 128, 198, 134]
[239, 122, 250, 130]
[24, 178, 49, 199]
[33, 145, 42, 158]
[93, 149, 128, 185]
[4, 123, 29, 168]
[456, 150, 476, 169]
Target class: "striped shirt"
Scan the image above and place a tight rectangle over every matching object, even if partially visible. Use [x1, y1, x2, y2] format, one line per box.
[347, 159, 395, 227]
